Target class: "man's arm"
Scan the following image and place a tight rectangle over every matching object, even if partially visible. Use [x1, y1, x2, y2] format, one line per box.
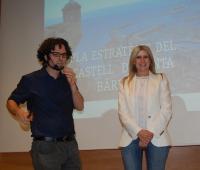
[7, 99, 32, 124]
[62, 67, 84, 111]
[71, 85, 84, 111]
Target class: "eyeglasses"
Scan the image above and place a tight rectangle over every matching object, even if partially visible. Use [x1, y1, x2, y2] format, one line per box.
[50, 52, 68, 59]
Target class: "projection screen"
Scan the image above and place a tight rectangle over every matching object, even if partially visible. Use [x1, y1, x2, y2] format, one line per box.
[0, 0, 200, 152]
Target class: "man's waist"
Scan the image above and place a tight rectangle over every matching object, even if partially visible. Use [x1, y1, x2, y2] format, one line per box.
[33, 134, 75, 142]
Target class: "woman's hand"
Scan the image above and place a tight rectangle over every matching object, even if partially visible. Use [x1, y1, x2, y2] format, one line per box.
[138, 129, 154, 148]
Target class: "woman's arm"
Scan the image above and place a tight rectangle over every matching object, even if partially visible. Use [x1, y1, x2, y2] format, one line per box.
[148, 73, 173, 138]
[118, 79, 142, 138]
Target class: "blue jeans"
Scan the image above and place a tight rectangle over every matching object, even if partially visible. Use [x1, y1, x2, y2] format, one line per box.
[121, 138, 169, 170]
[31, 139, 81, 170]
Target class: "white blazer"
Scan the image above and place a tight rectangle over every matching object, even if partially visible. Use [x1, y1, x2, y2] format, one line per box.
[118, 72, 172, 147]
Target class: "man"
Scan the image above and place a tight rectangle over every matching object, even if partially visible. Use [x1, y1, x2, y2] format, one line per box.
[7, 37, 84, 170]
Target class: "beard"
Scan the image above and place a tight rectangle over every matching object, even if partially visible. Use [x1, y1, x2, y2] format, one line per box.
[48, 62, 64, 71]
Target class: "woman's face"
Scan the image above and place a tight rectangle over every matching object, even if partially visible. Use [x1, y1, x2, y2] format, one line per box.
[134, 50, 151, 76]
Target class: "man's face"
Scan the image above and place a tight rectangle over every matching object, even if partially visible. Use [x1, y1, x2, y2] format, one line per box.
[48, 44, 68, 70]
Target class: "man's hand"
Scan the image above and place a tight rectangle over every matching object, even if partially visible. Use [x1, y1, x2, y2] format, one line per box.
[7, 100, 33, 125]
[62, 67, 84, 111]
[16, 108, 33, 125]
[62, 67, 77, 91]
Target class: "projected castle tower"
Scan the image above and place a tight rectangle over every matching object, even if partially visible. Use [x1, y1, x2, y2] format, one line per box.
[45, 0, 82, 49]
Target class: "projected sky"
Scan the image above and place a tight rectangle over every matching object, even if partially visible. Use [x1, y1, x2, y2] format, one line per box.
[45, 0, 200, 118]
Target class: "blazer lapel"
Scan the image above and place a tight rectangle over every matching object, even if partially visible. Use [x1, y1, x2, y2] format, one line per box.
[127, 76, 136, 114]
[147, 73, 157, 112]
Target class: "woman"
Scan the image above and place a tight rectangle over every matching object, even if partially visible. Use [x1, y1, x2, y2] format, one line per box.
[118, 45, 172, 170]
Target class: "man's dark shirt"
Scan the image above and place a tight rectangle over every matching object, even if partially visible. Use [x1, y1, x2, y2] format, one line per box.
[8, 68, 75, 137]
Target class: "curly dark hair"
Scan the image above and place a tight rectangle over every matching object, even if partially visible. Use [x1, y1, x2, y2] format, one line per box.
[37, 37, 72, 66]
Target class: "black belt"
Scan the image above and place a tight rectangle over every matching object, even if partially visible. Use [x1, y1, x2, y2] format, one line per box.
[33, 135, 75, 142]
